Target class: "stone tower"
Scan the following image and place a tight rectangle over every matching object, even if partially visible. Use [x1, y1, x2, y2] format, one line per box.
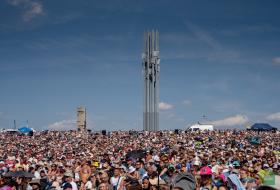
[77, 107, 86, 132]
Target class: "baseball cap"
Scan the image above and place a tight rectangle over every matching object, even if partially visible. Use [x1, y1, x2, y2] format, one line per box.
[200, 166, 212, 175]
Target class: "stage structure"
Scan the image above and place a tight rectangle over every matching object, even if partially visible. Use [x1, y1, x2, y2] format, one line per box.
[142, 30, 160, 131]
[77, 107, 86, 132]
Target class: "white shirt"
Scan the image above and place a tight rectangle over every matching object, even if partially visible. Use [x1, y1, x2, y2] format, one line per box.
[110, 176, 124, 190]
[34, 171, 41, 179]
[85, 181, 95, 190]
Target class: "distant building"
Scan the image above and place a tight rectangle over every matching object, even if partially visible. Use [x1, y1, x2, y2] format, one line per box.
[77, 107, 86, 132]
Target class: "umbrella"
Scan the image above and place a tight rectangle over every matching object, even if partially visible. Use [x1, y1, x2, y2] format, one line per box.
[4, 171, 34, 178]
[126, 150, 146, 160]
[18, 127, 32, 133]
[248, 137, 261, 145]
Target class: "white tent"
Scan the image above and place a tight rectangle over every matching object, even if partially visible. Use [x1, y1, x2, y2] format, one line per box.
[187, 122, 214, 131]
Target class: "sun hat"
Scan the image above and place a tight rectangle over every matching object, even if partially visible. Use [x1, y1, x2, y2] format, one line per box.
[128, 166, 136, 173]
[64, 171, 73, 178]
[92, 161, 99, 167]
[200, 166, 212, 175]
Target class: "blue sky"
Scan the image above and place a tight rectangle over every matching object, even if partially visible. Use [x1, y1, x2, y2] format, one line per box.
[1, 0, 280, 131]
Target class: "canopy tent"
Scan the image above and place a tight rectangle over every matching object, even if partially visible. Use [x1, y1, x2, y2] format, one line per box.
[1, 129, 19, 134]
[18, 126, 33, 133]
[248, 123, 277, 131]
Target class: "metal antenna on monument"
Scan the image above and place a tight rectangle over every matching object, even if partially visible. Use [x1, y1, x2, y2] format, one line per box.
[202, 115, 208, 124]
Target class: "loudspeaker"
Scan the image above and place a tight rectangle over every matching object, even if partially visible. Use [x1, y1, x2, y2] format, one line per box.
[174, 129, 179, 134]
[102, 130, 106, 135]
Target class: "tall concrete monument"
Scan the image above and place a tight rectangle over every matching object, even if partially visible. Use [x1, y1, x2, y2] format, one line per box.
[77, 107, 86, 132]
[142, 30, 160, 131]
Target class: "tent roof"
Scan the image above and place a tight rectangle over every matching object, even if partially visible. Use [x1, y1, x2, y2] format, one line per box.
[250, 123, 276, 130]
[18, 126, 32, 133]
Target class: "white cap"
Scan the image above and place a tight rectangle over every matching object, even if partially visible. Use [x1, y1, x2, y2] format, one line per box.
[222, 169, 229, 173]
[154, 157, 160, 162]
[263, 164, 269, 168]
[193, 160, 200, 166]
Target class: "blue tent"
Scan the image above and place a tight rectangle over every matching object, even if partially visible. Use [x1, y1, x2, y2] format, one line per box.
[249, 123, 277, 131]
[18, 127, 32, 133]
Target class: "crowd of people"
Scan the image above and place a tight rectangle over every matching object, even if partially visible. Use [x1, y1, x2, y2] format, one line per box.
[0, 129, 279, 190]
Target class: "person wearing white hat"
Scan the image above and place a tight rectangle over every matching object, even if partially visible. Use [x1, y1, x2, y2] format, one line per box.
[128, 166, 136, 174]
[62, 172, 78, 190]
[193, 160, 200, 167]
[127, 166, 140, 181]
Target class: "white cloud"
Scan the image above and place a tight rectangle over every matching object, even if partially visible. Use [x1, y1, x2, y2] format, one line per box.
[273, 57, 280, 65]
[182, 100, 192, 106]
[159, 102, 174, 110]
[211, 114, 249, 127]
[266, 112, 280, 121]
[48, 120, 76, 131]
[23, 2, 43, 22]
[7, 0, 44, 22]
